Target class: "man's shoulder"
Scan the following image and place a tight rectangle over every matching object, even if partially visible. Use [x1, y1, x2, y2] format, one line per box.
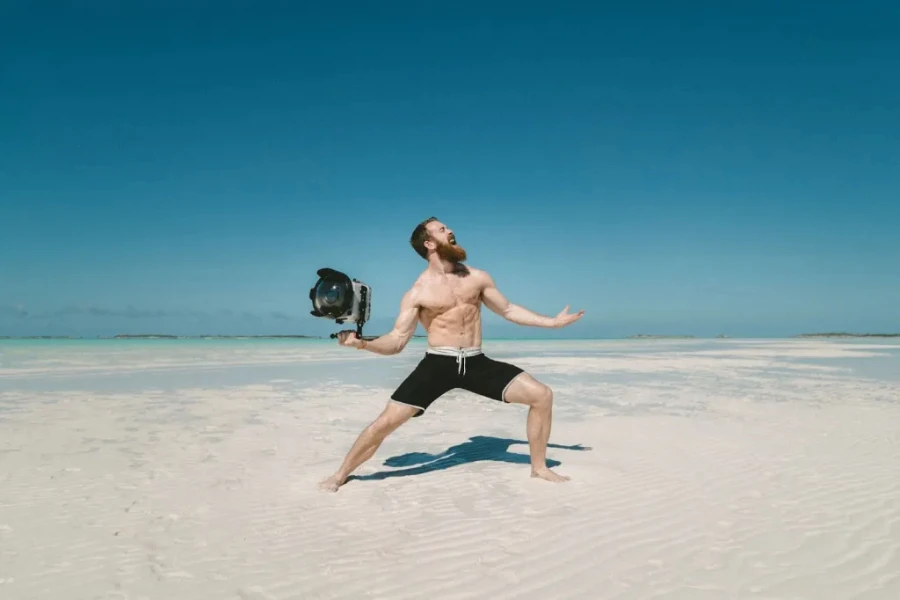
[410, 270, 431, 288]
[465, 265, 492, 283]
[404, 272, 432, 301]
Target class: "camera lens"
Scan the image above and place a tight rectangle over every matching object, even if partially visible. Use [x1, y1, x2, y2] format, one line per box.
[310, 268, 354, 320]
[324, 286, 341, 304]
[315, 281, 344, 307]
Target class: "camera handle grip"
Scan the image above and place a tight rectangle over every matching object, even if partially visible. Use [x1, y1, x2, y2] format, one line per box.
[329, 321, 368, 339]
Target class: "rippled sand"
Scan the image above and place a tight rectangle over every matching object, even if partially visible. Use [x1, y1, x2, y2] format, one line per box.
[1, 338, 899, 599]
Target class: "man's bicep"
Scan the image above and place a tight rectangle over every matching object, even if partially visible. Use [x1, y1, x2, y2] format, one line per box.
[480, 272, 511, 315]
[391, 289, 420, 338]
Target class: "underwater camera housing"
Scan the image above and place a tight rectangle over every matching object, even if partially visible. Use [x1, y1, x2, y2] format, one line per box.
[309, 268, 372, 339]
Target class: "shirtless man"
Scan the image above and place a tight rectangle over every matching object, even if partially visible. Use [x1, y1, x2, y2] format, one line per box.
[319, 217, 584, 492]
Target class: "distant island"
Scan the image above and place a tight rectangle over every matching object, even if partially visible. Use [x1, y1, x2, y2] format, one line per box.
[0, 334, 326, 340]
[627, 334, 696, 339]
[793, 332, 900, 338]
[110, 333, 430, 340]
[0, 335, 81, 340]
[111, 334, 321, 339]
[0, 333, 429, 340]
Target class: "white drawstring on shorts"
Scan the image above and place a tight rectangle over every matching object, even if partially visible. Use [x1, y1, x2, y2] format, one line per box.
[426, 346, 482, 376]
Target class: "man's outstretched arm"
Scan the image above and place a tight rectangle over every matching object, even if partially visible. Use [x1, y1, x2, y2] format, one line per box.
[337, 288, 420, 355]
[480, 271, 584, 328]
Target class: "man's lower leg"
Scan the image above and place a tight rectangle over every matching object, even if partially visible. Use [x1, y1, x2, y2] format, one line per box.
[320, 402, 416, 492]
[338, 425, 386, 477]
[526, 390, 569, 482]
[320, 423, 388, 491]
[526, 402, 552, 468]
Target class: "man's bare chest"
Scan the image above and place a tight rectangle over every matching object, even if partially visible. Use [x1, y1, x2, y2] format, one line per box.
[418, 279, 482, 313]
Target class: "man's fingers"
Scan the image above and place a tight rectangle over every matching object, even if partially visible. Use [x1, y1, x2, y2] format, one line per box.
[336, 330, 356, 344]
[562, 309, 585, 324]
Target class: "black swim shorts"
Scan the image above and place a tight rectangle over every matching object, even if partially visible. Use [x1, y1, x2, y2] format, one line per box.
[390, 348, 525, 417]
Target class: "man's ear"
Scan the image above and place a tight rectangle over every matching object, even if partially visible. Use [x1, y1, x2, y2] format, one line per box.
[424, 237, 436, 251]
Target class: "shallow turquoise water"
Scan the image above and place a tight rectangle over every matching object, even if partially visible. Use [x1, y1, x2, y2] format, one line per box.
[2, 338, 899, 398]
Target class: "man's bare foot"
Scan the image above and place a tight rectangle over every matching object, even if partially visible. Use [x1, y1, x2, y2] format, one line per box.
[319, 473, 348, 492]
[531, 468, 570, 483]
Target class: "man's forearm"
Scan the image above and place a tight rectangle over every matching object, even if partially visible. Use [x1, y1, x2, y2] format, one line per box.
[359, 332, 405, 355]
[502, 304, 558, 328]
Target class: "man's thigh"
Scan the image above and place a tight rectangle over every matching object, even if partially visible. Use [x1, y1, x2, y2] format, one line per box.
[390, 354, 456, 417]
[460, 354, 527, 403]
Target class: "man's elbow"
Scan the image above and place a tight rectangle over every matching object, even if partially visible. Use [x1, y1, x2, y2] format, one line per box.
[500, 304, 518, 322]
[388, 331, 411, 354]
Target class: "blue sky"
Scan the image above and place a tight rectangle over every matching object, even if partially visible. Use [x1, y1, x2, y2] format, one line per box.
[2, 1, 898, 338]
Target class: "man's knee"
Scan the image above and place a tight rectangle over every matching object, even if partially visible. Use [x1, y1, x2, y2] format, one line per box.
[506, 373, 553, 409]
[372, 401, 417, 433]
[534, 382, 553, 410]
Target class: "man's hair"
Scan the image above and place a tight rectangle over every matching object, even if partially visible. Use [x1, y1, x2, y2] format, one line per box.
[410, 216, 438, 259]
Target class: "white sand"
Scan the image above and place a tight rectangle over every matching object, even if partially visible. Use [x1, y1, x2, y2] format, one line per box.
[1, 339, 900, 599]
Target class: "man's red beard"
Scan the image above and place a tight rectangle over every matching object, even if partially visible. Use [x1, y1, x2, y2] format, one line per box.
[436, 240, 467, 263]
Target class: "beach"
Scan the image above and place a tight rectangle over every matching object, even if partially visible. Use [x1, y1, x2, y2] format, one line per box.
[1, 337, 899, 599]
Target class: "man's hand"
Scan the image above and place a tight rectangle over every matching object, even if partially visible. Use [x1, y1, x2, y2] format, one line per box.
[336, 330, 363, 348]
[552, 305, 585, 328]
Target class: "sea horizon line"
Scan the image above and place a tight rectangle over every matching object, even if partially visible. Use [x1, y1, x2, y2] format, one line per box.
[2, 332, 899, 342]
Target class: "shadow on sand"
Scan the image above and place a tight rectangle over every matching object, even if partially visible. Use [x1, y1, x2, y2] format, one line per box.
[349, 435, 591, 482]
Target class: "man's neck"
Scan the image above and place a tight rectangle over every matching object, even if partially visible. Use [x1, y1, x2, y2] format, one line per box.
[427, 256, 465, 275]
